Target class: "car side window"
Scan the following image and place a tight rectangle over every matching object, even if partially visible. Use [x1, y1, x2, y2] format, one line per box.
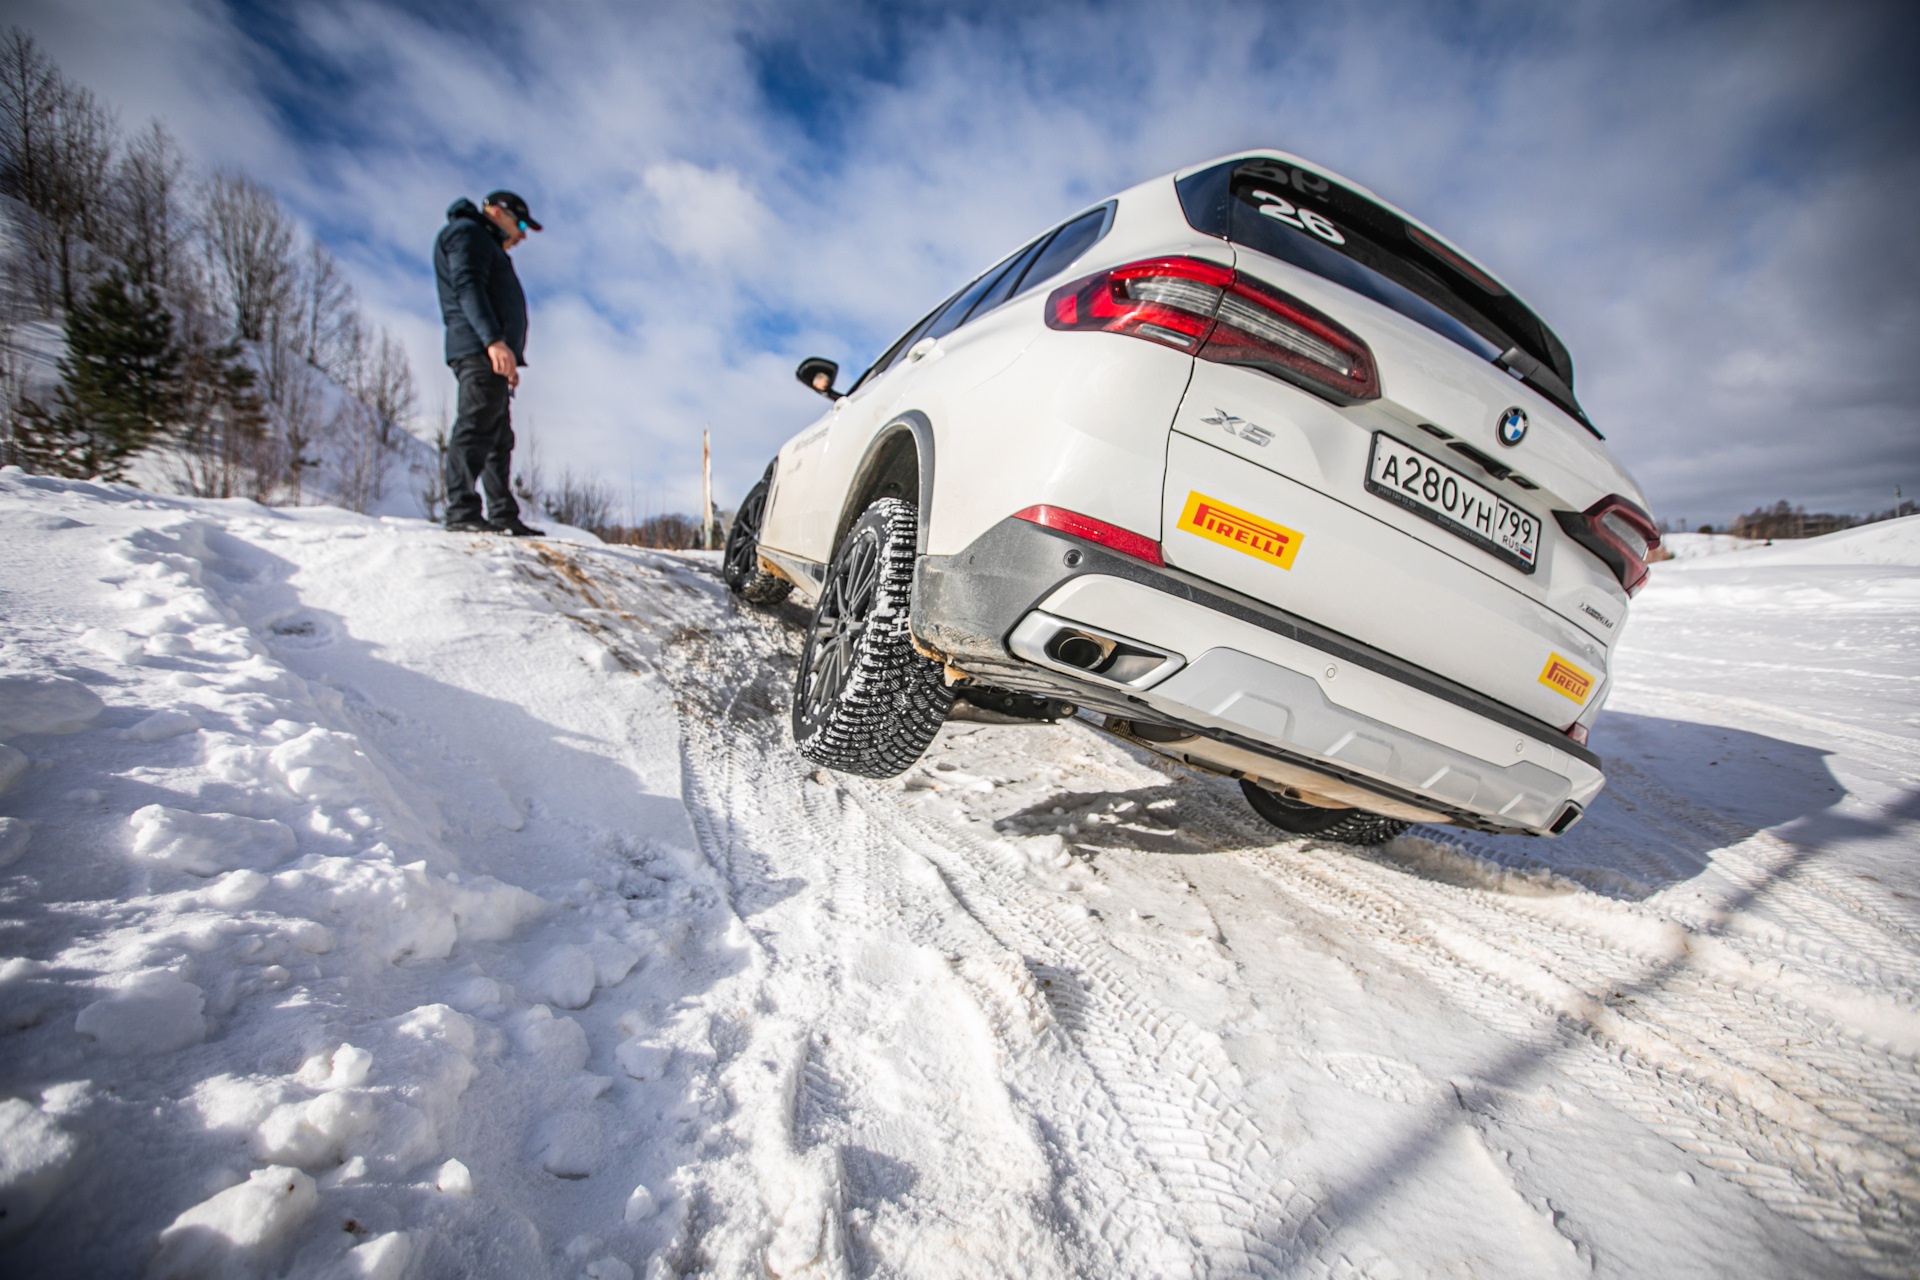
[845, 203, 1112, 394]
[958, 233, 1051, 326]
[1011, 206, 1109, 296]
[925, 253, 1023, 343]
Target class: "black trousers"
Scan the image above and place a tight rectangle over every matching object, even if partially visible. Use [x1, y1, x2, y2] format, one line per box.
[444, 354, 521, 525]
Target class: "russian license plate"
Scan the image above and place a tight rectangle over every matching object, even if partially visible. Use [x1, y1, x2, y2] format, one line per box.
[1364, 434, 1540, 573]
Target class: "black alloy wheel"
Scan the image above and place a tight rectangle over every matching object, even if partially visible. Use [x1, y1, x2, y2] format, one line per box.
[722, 477, 792, 604]
[791, 497, 953, 777]
[1239, 778, 1411, 846]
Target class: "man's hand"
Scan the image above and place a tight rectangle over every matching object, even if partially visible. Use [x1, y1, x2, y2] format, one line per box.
[487, 340, 519, 388]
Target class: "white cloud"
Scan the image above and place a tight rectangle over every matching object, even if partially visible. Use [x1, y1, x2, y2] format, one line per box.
[641, 162, 774, 266]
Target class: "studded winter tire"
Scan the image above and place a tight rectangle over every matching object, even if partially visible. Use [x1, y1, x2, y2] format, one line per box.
[791, 497, 953, 777]
[722, 477, 792, 605]
[1240, 779, 1410, 846]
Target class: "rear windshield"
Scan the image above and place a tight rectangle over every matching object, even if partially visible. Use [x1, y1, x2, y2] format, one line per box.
[1176, 157, 1590, 428]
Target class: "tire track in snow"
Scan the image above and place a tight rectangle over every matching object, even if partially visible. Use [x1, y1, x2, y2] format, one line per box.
[1238, 836, 1920, 1277]
[536, 545, 1335, 1279]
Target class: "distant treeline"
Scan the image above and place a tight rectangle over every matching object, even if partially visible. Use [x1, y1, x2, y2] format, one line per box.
[1666, 499, 1917, 540]
[0, 28, 415, 509]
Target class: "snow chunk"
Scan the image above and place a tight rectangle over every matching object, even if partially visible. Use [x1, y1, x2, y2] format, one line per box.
[532, 944, 598, 1009]
[149, 1165, 317, 1280]
[125, 709, 201, 742]
[514, 1005, 590, 1071]
[128, 804, 297, 876]
[251, 1089, 376, 1167]
[449, 975, 504, 1014]
[297, 1042, 373, 1090]
[623, 1183, 657, 1223]
[0, 674, 104, 737]
[0, 743, 27, 794]
[434, 1158, 473, 1196]
[529, 1111, 600, 1178]
[394, 1002, 477, 1058]
[332, 1231, 412, 1280]
[291, 856, 544, 964]
[267, 726, 385, 806]
[205, 869, 269, 907]
[79, 626, 146, 665]
[589, 935, 643, 989]
[0, 1097, 77, 1241]
[189, 1075, 286, 1134]
[75, 970, 206, 1054]
[616, 1040, 672, 1081]
[0, 816, 31, 869]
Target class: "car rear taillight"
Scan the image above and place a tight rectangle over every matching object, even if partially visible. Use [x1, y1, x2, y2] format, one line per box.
[1555, 495, 1660, 596]
[1013, 504, 1164, 567]
[1046, 256, 1380, 404]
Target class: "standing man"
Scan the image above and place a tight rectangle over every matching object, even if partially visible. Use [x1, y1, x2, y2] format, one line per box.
[435, 190, 544, 535]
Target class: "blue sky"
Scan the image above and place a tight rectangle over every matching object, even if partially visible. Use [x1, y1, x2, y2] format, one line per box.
[18, 0, 1920, 525]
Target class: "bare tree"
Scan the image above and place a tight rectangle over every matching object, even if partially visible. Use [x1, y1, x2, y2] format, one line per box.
[0, 29, 117, 314]
[113, 120, 193, 292]
[542, 466, 618, 532]
[294, 239, 356, 374]
[202, 170, 294, 343]
[357, 327, 414, 448]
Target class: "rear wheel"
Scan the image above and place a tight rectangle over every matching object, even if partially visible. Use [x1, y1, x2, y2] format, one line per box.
[723, 477, 791, 605]
[1240, 779, 1410, 846]
[792, 497, 952, 777]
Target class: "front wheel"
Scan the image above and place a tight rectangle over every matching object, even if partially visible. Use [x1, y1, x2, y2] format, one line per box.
[722, 477, 791, 605]
[791, 497, 952, 777]
[1240, 779, 1410, 846]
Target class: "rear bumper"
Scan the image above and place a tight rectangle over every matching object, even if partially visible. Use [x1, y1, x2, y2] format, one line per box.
[913, 516, 1604, 835]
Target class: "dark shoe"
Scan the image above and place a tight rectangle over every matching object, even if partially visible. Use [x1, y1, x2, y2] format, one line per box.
[492, 517, 546, 537]
[445, 519, 495, 533]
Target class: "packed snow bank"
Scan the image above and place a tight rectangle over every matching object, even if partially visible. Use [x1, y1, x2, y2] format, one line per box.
[1657, 530, 1763, 559]
[1657, 512, 1920, 568]
[1, 467, 1915, 1279]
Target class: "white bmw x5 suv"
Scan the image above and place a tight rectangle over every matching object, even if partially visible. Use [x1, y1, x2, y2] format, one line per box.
[723, 150, 1659, 845]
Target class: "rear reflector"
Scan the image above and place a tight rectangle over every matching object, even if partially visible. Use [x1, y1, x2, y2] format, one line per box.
[1013, 505, 1164, 566]
[1565, 722, 1589, 746]
[1554, 494, 1660, 596]
[1046, 255, 1381, 404]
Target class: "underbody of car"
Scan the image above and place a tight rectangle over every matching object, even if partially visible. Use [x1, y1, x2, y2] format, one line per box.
[726, 149, 1658, 843]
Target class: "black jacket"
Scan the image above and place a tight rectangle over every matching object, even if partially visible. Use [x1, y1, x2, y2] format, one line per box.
[434, 198, 528, 366]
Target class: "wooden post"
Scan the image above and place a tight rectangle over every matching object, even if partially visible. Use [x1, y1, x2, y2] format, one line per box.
[702, 427, 713, 551]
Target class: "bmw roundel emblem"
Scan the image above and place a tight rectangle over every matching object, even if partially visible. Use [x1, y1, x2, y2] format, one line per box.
[1496, 406, 1529, 447]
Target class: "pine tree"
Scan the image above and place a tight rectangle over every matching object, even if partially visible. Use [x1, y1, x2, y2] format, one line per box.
[16, 266, 183, 479]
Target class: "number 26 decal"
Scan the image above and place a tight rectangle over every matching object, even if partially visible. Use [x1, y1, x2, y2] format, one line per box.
[1250, 189, 1346, 245]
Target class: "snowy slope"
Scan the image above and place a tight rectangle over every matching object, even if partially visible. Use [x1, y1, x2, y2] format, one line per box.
[1, 471, 1915, 1280]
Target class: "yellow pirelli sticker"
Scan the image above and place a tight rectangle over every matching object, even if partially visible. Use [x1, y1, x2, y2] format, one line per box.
[1178, 492, 1304, 571]
[1538, 653, 1595, 703]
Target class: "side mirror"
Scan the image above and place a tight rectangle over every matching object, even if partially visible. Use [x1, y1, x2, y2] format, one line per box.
[795, 357, 840, 400]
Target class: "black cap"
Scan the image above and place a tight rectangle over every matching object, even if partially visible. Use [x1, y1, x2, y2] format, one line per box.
[483, 190, 541, 232]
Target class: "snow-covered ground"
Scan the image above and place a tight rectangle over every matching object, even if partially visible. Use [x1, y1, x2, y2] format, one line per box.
[1, 469, 1915, 1280]
[1657, 531, 1765, 559]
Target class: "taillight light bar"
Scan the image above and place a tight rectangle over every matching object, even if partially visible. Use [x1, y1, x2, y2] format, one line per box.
[1554, 495, 1660, 596]
[1045, 255, 1381, 404]
[1012, 504, 1163, 567]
